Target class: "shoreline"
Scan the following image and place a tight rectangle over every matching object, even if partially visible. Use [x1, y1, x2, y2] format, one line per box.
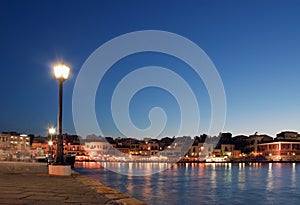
[75, 160, 300, 164]
[177, 160, 300, 164]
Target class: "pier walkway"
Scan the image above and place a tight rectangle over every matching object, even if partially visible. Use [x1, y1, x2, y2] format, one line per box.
[0, 162, 145, 205]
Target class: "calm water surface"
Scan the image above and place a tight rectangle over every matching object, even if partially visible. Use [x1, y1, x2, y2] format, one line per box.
[75, 162, 300, 205]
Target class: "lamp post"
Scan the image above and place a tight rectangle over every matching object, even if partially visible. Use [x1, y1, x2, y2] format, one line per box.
[48, 127, 56, 163]
[53, 63, 70, 165]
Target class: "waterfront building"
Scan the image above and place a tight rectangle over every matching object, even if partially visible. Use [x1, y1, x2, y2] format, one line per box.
[258, 141, 300, 161]
[159, 137, 174, 150]
[221, 144, 235, 156]
[213, 149, 222, 157]
[65, 134, 81, 144]
[0, 133, 10, 150]
[5, 130, 300, 162]
[232, 135, 248, 151]
[202, 142, 242, 162]
[276, 131, 300, 141]
[9, 134, 31, 152]
[149, 140, 160, 155]
[129, 143, 140, 155]
[139, 141, 160, 156]
[31, 142, 49, 154]
[0, 132, 32, 161]
[245, 133, 273, 154]
[116, 147, 130, 154]
[187, 142, 204, 158]
[85, 134, 104, 142]
[84, 141, 114, 160]
[64, 142, 85, 155]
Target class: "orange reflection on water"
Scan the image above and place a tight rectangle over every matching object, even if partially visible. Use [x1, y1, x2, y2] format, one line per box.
[75, 161, 101, 169]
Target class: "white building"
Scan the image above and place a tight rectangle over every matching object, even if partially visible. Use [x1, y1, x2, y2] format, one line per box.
[84, 141, 113, 160]
[10, 134, 30, 152]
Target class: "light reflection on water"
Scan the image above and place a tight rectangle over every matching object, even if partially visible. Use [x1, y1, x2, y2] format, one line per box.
[76, 162, 300, 205]
[267, 163, 273, 191]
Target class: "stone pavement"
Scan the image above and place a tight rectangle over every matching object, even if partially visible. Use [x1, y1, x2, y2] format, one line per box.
[0, 162, 146, 205]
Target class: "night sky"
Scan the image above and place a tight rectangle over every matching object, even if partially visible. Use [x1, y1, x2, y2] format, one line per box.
[1, 0, 300, 138]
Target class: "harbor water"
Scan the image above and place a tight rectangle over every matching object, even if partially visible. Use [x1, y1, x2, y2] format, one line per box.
[76, 162, 300, 205]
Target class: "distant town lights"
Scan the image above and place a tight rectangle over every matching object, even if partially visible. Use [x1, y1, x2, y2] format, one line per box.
[53, 64, 70, 81]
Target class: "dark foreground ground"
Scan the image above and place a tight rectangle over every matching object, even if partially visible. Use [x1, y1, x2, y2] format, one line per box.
[0, 162, 146, 205]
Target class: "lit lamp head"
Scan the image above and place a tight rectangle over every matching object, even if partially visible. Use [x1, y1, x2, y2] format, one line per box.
[53, 64, 70, 82]
[48, 127, 56, 135]
[48, 141, 53, 146]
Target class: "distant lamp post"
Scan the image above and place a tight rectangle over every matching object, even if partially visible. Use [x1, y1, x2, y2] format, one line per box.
[48, 127, 56, 163]
[53, 63, 70, 165]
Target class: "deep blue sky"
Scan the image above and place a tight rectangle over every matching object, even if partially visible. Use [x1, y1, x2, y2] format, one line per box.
[1, 0, 300, 137]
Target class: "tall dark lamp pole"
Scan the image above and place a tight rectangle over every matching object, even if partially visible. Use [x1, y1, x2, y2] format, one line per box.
[53, 64, 70, 165]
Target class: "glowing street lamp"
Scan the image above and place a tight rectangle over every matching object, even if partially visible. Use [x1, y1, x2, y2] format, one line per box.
[48, 127, 56, 163]
[54, 64, 70, 81]
[53, 63, 70, 165]
[49, 127, 56, 135]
